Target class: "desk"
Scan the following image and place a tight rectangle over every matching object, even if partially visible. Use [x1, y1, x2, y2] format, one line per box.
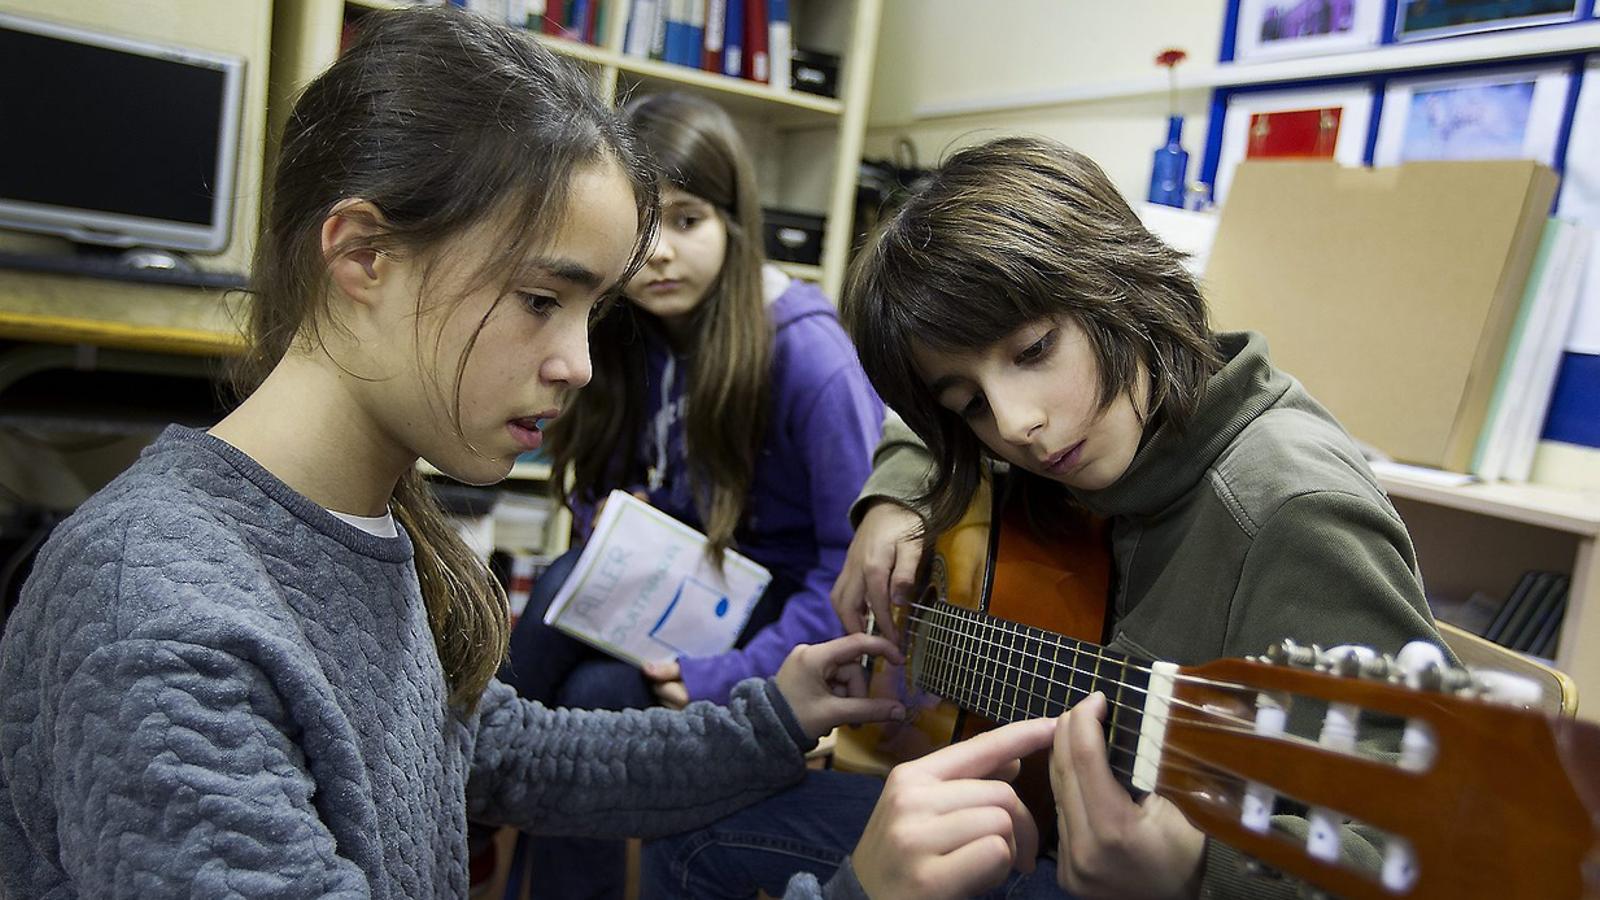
[0, 269, 243, 356]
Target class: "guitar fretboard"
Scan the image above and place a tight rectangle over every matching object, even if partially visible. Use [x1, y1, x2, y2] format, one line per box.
[908, 600, 1153, 787]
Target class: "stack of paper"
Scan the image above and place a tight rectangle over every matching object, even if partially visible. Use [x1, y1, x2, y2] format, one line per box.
[543, 490, 771, 667]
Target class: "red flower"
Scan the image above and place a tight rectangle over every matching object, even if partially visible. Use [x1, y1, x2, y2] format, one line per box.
[1156, 49, 1188, 68]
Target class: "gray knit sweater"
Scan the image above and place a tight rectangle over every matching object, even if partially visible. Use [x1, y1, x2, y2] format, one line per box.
[0, 427, 853, 899]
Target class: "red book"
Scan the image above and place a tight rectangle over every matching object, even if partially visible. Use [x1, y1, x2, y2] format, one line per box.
[744, 0, 769, 83]
[1246, 107, 1343, 159]
[703, 0, 726, 73]
[543, 0, 567, 36]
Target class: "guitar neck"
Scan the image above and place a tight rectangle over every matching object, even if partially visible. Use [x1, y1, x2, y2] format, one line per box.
[908, 600, 1155, 783]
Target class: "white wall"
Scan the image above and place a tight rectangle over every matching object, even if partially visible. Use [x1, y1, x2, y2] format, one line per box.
[864, 0, 1227, 202]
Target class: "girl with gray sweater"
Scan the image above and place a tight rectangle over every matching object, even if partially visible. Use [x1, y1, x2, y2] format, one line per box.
[0, 10, 908, 897]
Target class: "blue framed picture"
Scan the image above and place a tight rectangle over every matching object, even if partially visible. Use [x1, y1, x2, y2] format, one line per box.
[1372, 63, 1574, 165]
[1394, 0, 1582, 42]
[1233, 0, 1386, 61]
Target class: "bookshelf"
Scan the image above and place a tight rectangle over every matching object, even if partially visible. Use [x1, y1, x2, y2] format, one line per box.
[1377, 471, 1600, 721]
[272, 0, 883, 300]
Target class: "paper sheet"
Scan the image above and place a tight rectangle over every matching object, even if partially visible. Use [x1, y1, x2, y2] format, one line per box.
[543, 490, 771, 667]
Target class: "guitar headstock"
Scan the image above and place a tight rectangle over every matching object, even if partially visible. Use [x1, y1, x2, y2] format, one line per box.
[1150, 641, 1600, 899]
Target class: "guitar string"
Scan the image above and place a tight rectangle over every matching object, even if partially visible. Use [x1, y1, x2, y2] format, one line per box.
[899, 607, 1341, 761]
[891, 631, 1324, 818]
[902, 605, 1282, 738]
[904, 607, 1313, 744]
[908, 599, 1326, 698]
[884, 607, 1383, 835]
[899, 628, 1352, 817]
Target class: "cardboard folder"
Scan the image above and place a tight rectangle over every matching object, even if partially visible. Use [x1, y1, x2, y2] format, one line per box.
[1204, 160, 1558, 472]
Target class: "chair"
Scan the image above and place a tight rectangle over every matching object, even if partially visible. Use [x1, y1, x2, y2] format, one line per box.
[1436, 619, 1578, 717]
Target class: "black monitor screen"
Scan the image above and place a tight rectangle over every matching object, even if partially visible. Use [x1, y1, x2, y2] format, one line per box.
[0, 24, 228, 227]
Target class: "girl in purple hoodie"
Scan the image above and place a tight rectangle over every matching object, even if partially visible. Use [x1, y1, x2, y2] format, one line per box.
[499, 92, 884, 898]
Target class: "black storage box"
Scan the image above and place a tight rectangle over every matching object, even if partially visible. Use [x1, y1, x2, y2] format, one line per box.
[762, 208, 826, 265]
[790, 48, 840, 99]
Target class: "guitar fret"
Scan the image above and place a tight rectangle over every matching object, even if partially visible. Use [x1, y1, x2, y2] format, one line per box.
[906, 602, 1152, 788]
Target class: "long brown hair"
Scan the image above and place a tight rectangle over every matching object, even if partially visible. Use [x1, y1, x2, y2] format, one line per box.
[842, 136, 1220, 536]
[236, 8, 659, 708]
[548, 92, 770, 562]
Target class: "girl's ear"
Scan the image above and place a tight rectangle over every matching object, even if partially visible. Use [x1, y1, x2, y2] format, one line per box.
[321, 199, 393, 308]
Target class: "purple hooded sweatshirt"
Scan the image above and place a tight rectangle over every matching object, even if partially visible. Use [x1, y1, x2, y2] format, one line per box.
[573, 273, 884, 703]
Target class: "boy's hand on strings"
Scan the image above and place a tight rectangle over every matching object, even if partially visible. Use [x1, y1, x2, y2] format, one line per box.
[773, 633, 906, 740]
[852, 717, 1058, 900]
[1050, 692, 1205, 900]
[831, 500, 925, 645]
[641, 661, 689, 710]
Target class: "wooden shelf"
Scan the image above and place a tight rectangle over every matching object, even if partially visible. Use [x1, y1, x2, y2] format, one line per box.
[608, 53, 842, 123]
[915, 19, 1600, 119]
[0, 311, 241, 356]
[1378, 472, 1600, 537]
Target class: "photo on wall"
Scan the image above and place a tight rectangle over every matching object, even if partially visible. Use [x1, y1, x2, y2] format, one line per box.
[1372, 65, 1573, 166]
[1233, 0, 1385, 62]
[1213, 84, 1374, 205]
[1394, 0, 1581, 42]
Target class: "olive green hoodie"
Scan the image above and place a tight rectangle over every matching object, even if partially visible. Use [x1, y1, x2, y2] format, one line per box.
[857, 331, 1448, 898]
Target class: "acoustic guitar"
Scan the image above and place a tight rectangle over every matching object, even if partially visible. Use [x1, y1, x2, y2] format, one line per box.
[833, 475, 1600, 899]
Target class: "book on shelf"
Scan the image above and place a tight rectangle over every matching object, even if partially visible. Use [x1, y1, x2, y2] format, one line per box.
[703, 0, 726, 71]
[624, 0, 660, 56]
[1508, 574, 1568, 653]
[767, 0, 790, 92]
[541, 491, 772, 667]
[1480, 570, 1569, 657]
[1481, 570, 1545, 645]
[1474, 219, 1591, 482]
[1494, 572, 1555, 650]
[721, 0, 744, 76]
[1532, 600, 1567, 659]
[744, 0, 769, 82]
[686, 0, 706, 68]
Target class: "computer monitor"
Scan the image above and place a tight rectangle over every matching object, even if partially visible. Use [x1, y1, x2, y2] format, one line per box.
[0, 13, 245, 254]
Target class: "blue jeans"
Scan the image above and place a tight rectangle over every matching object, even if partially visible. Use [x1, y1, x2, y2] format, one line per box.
[641, 769, 1069, 899]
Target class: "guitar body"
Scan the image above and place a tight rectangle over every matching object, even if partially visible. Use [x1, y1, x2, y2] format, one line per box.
[833, 476, 1112, 833]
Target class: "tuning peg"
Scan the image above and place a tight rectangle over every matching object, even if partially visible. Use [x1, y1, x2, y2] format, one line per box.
[1264, 639, 1320, 669]
[1471, 670, 1544, 708]
[1321, 644, 1376, 677]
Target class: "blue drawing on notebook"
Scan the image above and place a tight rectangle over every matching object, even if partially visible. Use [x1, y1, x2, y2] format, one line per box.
[649, 576, 739, 657]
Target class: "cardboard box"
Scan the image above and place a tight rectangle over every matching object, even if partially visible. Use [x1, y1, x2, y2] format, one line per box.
[1204, 160, 1557, 472]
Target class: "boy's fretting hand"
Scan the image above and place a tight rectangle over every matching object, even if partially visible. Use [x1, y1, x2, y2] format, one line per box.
[1051, 692, 1205, 899]
[852, 717, 1059, 900]
[773, 633, 906, 740]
